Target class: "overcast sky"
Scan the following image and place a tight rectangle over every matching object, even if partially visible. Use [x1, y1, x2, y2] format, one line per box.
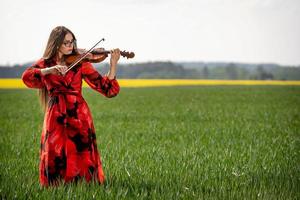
[0, 0, 299, 66]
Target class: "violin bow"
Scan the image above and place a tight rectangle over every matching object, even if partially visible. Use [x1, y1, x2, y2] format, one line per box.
[65, 38, 105, 73]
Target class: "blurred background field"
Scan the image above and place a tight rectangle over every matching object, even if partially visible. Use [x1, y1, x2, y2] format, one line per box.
[0, 85, 299, 199]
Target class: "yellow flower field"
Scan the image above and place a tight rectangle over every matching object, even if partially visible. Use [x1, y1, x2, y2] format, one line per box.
[0, 78, 300, 89]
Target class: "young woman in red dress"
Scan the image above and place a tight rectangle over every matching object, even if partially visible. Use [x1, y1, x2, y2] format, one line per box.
[22, 26, 120, 187]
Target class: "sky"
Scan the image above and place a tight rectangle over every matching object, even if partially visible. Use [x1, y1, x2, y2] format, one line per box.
[0, 0, 299, 66]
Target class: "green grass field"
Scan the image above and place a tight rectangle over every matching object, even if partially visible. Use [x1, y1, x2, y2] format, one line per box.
[0, 86, 299, 199]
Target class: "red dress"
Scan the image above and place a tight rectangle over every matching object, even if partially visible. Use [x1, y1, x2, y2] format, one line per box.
[21, 58, 120, 187]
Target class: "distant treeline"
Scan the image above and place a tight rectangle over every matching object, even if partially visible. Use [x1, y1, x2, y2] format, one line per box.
[1, 61, 300, 80]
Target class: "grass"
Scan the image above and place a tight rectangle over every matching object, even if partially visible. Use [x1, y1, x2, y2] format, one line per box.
[0, 86, 299, 199]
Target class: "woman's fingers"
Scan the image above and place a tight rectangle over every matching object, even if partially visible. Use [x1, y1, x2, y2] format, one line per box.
[53, 65, 68, 76]
[53, 65, 60, 75]
[111, 48, 120, 58]
[110, 48, 121, 67]
[60, 66, 68, 76]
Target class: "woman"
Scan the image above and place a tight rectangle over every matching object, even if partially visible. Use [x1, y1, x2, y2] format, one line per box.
[22, 26, 120, 187]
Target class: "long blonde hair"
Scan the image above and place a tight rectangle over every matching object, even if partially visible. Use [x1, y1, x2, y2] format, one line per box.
[38, 26, 77, 112]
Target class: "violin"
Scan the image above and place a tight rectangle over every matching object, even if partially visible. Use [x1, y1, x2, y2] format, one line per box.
[65, 48, 135, 66]
[63, 38, 134, 73]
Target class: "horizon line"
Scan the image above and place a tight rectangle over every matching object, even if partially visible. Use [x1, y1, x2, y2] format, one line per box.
[0, 59, 299, 67]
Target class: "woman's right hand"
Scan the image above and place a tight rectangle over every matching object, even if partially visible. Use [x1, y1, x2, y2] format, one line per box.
[41, 65, 68, 76]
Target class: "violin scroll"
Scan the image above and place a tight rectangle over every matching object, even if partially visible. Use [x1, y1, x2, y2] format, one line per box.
[120, 50, 135, 59]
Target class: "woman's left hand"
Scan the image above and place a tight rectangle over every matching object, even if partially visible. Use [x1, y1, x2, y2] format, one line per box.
[108, 48, 120, 80]
[110, 48, 120, 67]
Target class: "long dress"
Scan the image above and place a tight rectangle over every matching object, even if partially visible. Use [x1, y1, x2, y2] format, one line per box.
[21, 58, 120, 187]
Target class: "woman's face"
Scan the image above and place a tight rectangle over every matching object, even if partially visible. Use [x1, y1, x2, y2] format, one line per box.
[58, 32, 74, 55]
